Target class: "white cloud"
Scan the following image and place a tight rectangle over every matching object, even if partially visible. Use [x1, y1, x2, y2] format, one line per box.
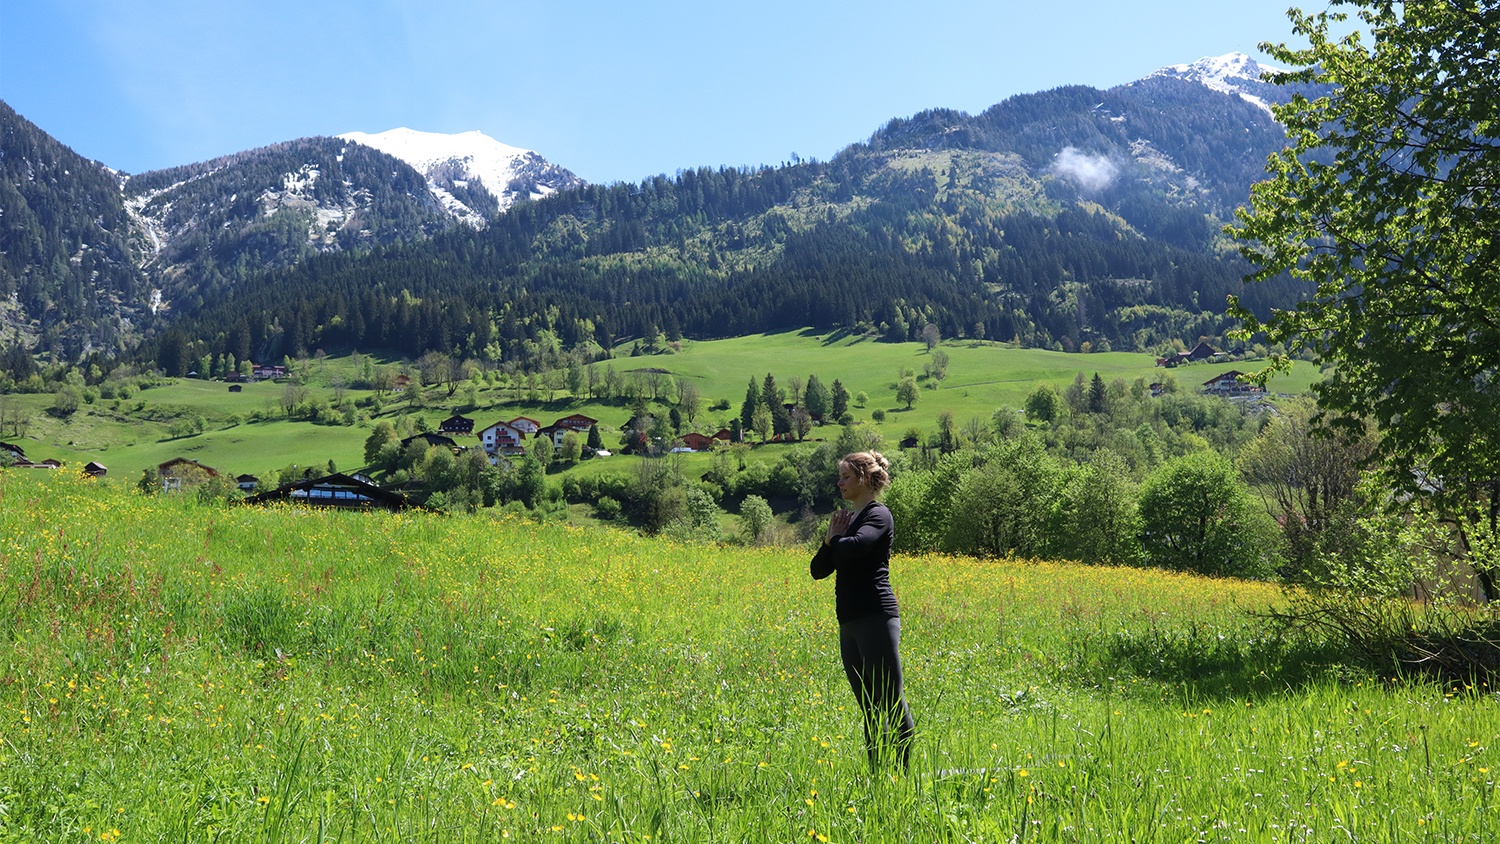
[1050, 146, 1118, 191]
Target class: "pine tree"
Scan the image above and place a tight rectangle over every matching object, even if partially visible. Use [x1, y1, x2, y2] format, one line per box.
[740, 376, 760, 434]
[805, 374, 832, 420]
[831, 379, 849, 419]
[1088, 372, 1108, 414]
[763, 373, 791, 436]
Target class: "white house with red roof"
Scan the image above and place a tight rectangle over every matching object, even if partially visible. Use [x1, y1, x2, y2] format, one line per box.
[478, 420, 527, 452]
[507, 416, 541, 435]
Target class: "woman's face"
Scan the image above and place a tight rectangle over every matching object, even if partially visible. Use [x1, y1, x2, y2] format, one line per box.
[837, 462, 869, 501]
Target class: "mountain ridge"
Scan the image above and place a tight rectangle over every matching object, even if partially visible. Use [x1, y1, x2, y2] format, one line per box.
[337, 127, 584, 225]
[2, 53, 1326, 368]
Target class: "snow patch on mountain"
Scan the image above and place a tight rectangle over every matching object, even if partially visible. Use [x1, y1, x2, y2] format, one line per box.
[338, 128, 584, 225]
[1150, 52, 1287, 114]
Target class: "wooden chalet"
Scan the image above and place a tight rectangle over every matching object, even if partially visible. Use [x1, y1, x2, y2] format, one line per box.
[236, 474, 259, 492]
[400, 431, 460, 451]
[83, 461, 108, 477]
[478, 420, 526, 453]
[439, 414, 475, 435]
[553, 413, 597, 433]
[680, 432, 715, 451]
[1, 441, 26, 461]
[158, 457, 218, 491]
[712, 429, 735, 442]
[228, 384, 243, 393]
[1202, 371, 1263, 396]
[392, 374, 411, 392]
[1157, 341, 1217, 368]
[252, 364, 288, 380]
[243, 473, 410, 511]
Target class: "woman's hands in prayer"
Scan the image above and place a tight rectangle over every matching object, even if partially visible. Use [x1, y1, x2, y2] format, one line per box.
[826, 508, 854, 544]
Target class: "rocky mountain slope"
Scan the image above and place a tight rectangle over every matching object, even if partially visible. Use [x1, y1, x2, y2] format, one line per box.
[337, 128, 583, 225]
[0, 112, 583, 355]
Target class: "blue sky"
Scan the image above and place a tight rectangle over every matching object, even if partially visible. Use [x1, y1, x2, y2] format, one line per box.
[2, 1, 1332, 184]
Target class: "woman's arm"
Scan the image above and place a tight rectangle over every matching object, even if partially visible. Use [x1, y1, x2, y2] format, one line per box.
[811, 509, 853, 580]
[810, 506, 890, 579]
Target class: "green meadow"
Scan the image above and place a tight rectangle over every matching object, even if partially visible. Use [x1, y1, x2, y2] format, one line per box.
[15, 332, 1319, 484]
[1, 471, 1493, 842]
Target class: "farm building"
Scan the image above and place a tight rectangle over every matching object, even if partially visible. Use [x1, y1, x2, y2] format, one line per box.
[243, 473, 410, 511]
[439, 415, 475, 435]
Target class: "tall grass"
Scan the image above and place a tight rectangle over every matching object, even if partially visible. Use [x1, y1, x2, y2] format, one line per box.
[2, 471, 1495, 841]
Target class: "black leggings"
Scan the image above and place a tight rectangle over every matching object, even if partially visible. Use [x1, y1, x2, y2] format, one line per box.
[839, 615, 916, 769]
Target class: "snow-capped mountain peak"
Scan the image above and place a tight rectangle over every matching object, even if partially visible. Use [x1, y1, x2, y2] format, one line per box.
[338, 127, 583, 225]
[1150, 52, 1287, 113]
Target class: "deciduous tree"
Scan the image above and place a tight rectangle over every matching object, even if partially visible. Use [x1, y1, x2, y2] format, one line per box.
[1230, 0, 1500, 589]
[1139, 451, 1281, 578]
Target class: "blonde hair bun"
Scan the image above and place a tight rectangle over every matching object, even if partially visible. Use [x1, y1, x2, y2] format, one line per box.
[842, 450, 891, 494]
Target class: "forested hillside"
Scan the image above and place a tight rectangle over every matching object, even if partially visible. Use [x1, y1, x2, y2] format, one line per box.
[6, 71, 1321, 378]
[136, 76, 1307, 374]
[123, 137, 453, 311]
[0, 102, 150, 358]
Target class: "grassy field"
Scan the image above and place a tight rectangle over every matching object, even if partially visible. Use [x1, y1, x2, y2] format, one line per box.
[14, 334, 1320, 486]
[2, 471, 1492, 842]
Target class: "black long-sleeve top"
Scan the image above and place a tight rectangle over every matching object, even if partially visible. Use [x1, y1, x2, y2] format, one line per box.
[810, 501, 900, 623]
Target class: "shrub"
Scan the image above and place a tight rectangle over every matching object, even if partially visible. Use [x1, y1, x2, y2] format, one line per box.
[594, 496, 621, 520]
[740, 495, 773, 545]
[1138, 451, 1282, 578]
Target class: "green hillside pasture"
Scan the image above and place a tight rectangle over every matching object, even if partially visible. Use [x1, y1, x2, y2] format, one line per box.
[644, 332, 1320, 443]
[2, 471, 1493, 842]
[13, 334, 1318, 488]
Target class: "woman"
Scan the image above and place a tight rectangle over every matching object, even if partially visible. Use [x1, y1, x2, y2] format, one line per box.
[810, 451, 916, 770]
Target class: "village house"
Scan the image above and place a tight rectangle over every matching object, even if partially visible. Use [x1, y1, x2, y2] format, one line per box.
[478, 420, 527, 453]
[236, 474, 260, 492]
[535, 424, 570, 448]
[507, 416, 541, 435]
[401, 432, 460, 451]
[12, 458, 64, 470]
[439, 414, 475, 435]
[158, 457, 218, 491]
[1202, 370, 1263, 396]
[392, 374, 411, 392]
[679, 432, 715, 451]
[712, 429, 735, 443]
[244, 473, 410, 511]
[553, 413, 598, 433]
[252, 364, 288, 380]
[1157, 341, 1217, 367]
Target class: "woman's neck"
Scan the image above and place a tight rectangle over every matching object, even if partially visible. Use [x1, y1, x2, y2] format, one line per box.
[847, 493, 876, 511]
